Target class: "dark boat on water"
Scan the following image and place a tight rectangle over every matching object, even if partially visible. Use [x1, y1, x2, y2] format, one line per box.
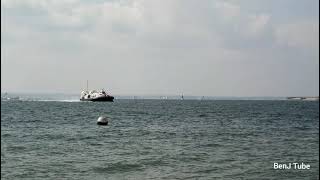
[80, 81, 114, 102]
[80, 89, 114, 102]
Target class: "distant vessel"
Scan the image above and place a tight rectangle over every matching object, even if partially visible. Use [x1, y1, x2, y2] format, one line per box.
[80, 81, 114, 102]
[1, 93, 20, 101]
[160, 96, 168, 100]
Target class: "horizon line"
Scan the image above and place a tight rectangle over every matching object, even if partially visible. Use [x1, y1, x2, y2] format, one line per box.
[1, 91, 319, 98]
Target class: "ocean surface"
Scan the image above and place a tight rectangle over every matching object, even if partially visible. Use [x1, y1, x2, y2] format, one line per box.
[1, 99, 319, 179]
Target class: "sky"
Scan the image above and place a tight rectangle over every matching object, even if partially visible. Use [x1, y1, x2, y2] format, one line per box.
[1, 0, 319, 96]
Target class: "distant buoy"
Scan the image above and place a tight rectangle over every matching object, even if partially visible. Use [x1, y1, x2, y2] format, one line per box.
[97, 116, 109, 125]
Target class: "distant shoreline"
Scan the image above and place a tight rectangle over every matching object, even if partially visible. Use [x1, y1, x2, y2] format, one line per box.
[2, 92, 319, 101]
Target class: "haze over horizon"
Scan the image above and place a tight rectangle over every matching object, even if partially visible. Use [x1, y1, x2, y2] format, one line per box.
[1, 0, 319, 97]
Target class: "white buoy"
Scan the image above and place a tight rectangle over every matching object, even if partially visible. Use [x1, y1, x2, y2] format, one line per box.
[97, 116, 109, 125]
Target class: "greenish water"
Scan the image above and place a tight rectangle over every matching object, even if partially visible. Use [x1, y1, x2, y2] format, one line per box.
[1, 100, 319, 179]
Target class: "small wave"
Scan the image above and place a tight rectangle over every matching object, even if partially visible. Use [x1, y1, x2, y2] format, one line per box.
[92, 162, 143, 174]
[20, 99, 80, 102]
[140, 158, 168, 167]
[1, 134, 12, 138]
[199, 114, 208, 117]
[57, 99, 80, 102]
[6, 145, 27, 152]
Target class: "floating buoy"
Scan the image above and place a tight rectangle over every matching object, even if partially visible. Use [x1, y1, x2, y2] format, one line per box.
[97, 116, 109, 125]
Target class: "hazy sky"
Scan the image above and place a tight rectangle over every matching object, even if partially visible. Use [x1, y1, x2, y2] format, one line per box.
[1, 0, 319, 96]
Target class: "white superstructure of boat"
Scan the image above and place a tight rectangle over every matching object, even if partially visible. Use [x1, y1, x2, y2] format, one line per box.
[80, 89, 114, 102]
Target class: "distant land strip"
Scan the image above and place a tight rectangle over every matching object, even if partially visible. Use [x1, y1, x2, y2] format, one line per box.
[287, 96, 319, 101]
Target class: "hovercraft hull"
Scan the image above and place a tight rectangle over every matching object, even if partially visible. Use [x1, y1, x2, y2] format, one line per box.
[80, 96, 114, 102]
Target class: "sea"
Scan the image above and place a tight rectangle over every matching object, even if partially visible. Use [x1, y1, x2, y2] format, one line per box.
[1, 97, 319, 179]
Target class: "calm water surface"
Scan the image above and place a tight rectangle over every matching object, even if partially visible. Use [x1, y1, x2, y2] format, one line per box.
[1, 100, 319, 179]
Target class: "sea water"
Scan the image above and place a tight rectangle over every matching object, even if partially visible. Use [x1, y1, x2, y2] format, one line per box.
[1, 99, 319, 179]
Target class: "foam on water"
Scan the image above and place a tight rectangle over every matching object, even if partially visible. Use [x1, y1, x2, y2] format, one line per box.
[34, 99, 80, 102]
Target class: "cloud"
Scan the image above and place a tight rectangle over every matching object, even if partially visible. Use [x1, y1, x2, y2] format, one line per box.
[0, 0, 281, 51]
[247, 14, 270, 36]
[1, 0, 319, 96]
[275, 21, 319, 51]
[214, 1, 240, 20]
